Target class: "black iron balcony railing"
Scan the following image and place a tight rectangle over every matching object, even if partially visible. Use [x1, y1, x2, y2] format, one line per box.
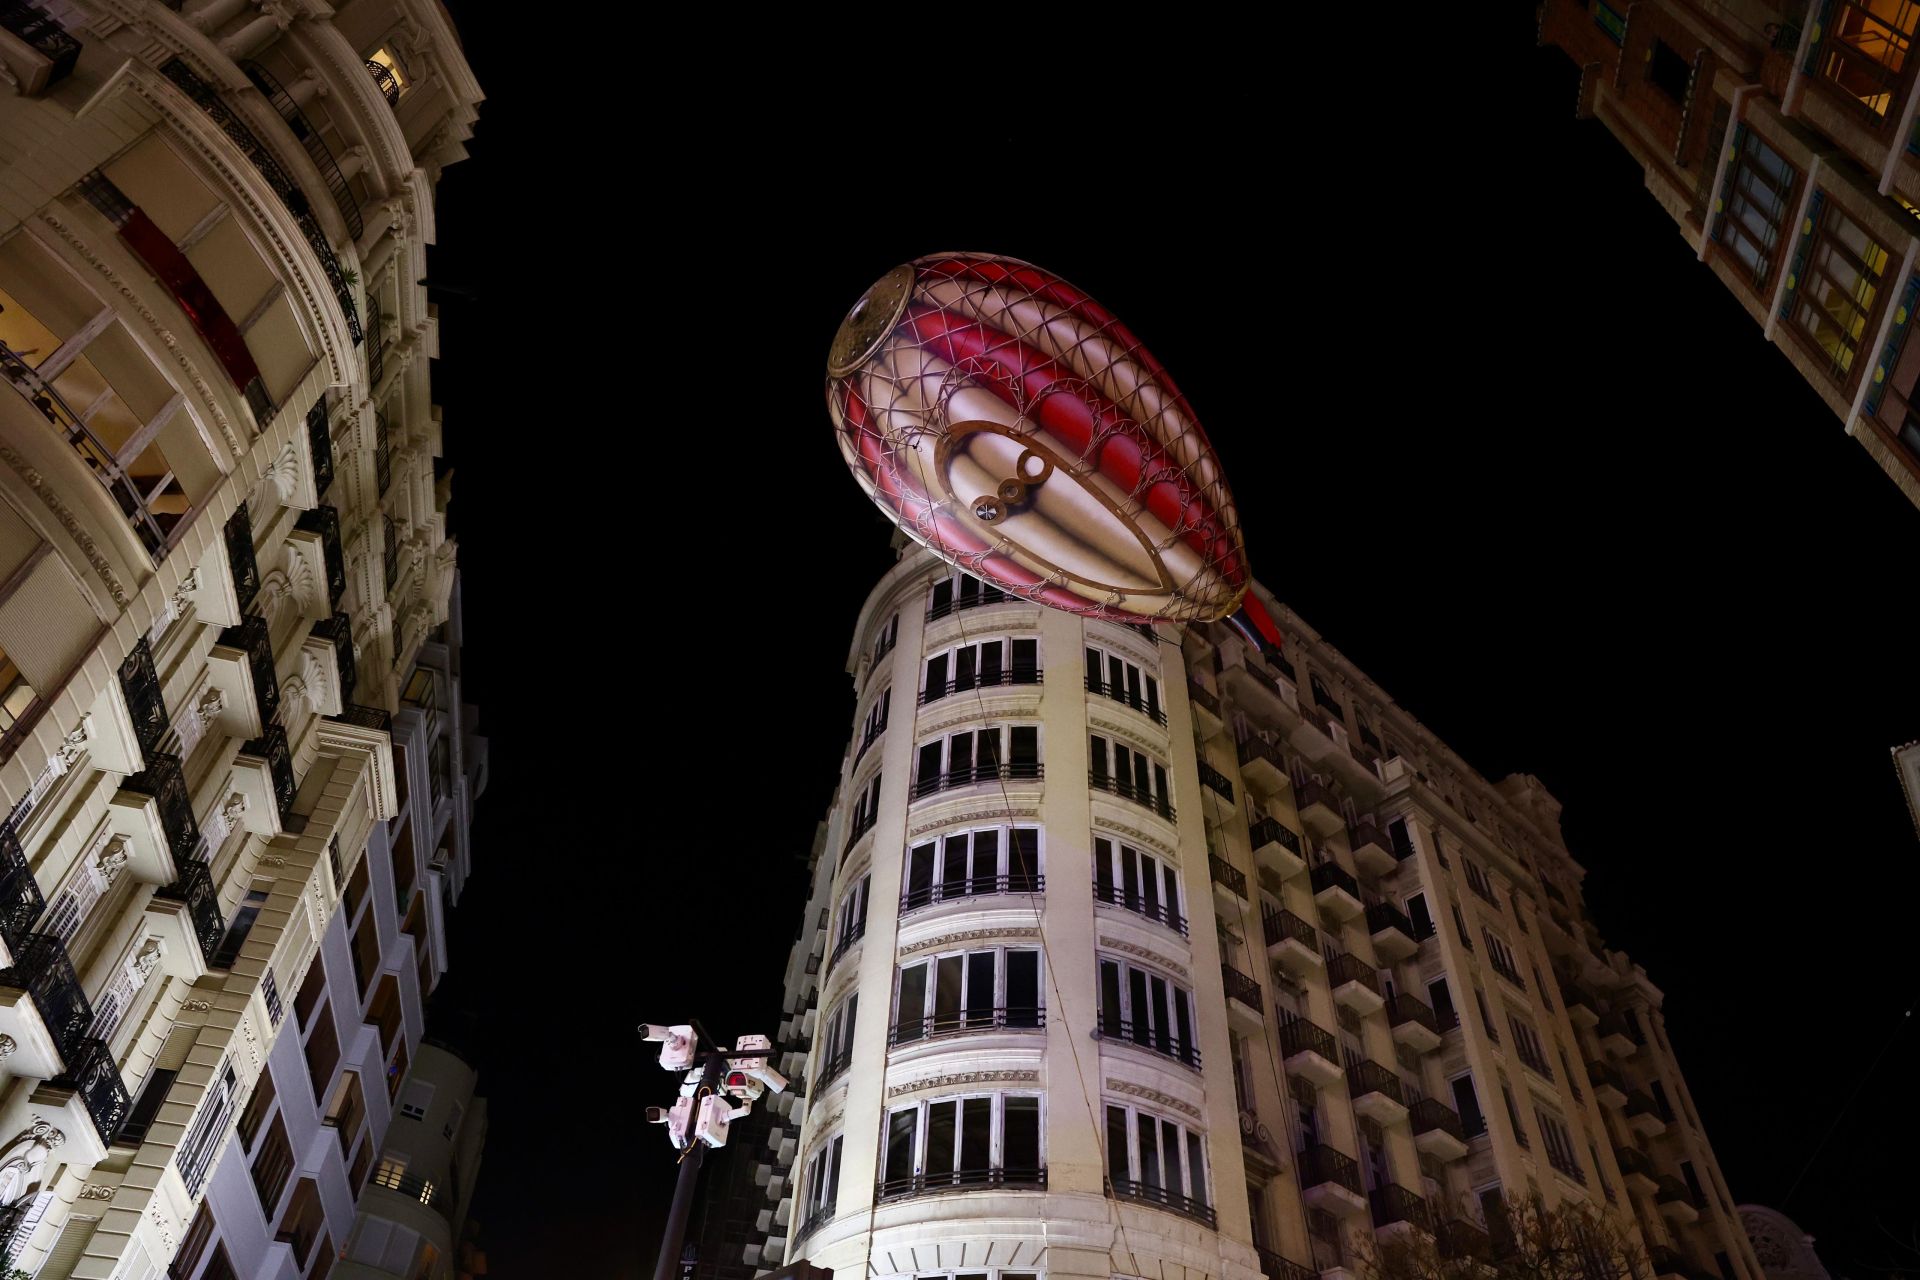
[1656, 1175, 1700, 1210]
[1562, 977, 1598, 1015]
[375, 407, 394, 494]
[1296, 776, 1341, 820]
[224, 503, 260, 613]
[216, 616, 279, 729]
[241, 723, 296, 826]
[158, 61, 362, 344]
[1087, 770, 1174, 820]
[365, 58, 401, 105]
[1256, 1250, 1315, 1280]
[1597, 1010, 1643, 1047]
[842, 807, 877, 854]
[1516, 1041, 1555, 1081]
[370, 1165, 443, 1209]
[1297, 1143, 1363, 1197]
[1093, 878, 1184, 935]
[1386, 992, 1440, 1038]
[156, 858, 224, 967]
[241, 62, 364, 239]
[1370, 1183, 1430, 1232]
[919, 666, 1042, 704]
[294, 504, 346, 611]
[1437, 1218, 1491, 1261]
[1187, 679, 1221, 719]
[1221, 963, 1261, 1010]
[1587, 1059, 1626, 1096]
[906, 872, 1043, 914]
[1277, 1015, 1337, 1064]
[1365, 900, 1416, 942]
[366, 306, 386, 387]
[1086, 676, 1168, 726]
[1325, 951, 1379, 996]
[794, 1200, 834, 1244]
[0, 818, 44, 953]
[816, 1045, 853, 1089]
[1208, 855, 1246, 899]
[306, 399, 334, 497]
[1098, 1017, 1201, 1069]
[1310, 859, 1360, 902]
[1350, 816, 1384, 853]
[1547, 1144, 1587, 1185]
[1248, 816, 1303, 858]
[1108, 1177, 1215, 1226]
[0, 2, 79, 87]
[1614, 1143, 1654, 1180]
[1262, 905, 1317, 952]
[311, 613, 355, 703]
[1235, 734, 1287, 778]
[1488, 952, 1527, 991]
[51, 1035, 130, 1146]
[1347, 1059, 1404, 1106]
[1467, 874, 1500, 908]
[118, 637, 170, 760]
[827, 925, 863, 971]
[1411, 1097, 1466, 1147]
[887, 1006, 1045, 1045]
[332, 703, 392, 733]
[1625, 1089, 1663, 1122]
[1197, 759, 1235, 800]
[877, 1166, 1044, 1202]
[1, 933, 91, 1061]
[120, 751, 199, 867]
[912, 761, 1043, 798]
[925, 582, 1008, 621]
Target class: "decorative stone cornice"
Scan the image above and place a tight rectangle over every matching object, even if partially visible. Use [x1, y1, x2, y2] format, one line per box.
[886, 1068, 1038, 1100]
[1090, 816, 1177, 858]
[1105, 1078, 1202, 1121]
[1096, 936, 1189, 979]
[0, 444, 130, 606]
[900, 927, 1038, 957]
[1087, 713, 1165, 756]
[916, 701, 1043, 741]
[907, 807, 1039, 838]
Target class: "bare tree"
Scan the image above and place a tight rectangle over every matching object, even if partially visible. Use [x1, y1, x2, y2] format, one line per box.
[1351, 1193, 1648, 1280]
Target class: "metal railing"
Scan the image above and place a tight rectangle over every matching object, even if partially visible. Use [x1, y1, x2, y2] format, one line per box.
[242, 62, 364, 239]
[1221, 963, 1261, 1010]
[51, 1036, 130, 1145]
[1261, 905, 1317, 952]
[1365, 900, 1415, 941]
[1097, 1018, 1201, 1069]
[1256, 1251, 1315, 1280]
[912, 761, 1043, 798]
[826, 926, 863, 971]
[1197, 759, 1235, 800]
[1, 933, 92, 1061]
[217, 616, 280, 729]
[815, 1046, 852, 1089]
[1092, 879, 1184, 935]
[1386, 992, 1439, 1037]
[1437, 1218, 1490, 1261]
[240, 723, 296, 825]
[118, 638, 170, 759]
[1277, 1016, 1336, 1064]
[794, 1200, 834, 1244]
[0, 2, 79, 86]
[1410, 1097, 1465, 1144]
[366, 304, 386, 386]
[1208, 855, 1246, 898]
[919, 667, 1042, 704]
[1187, 679, 1221, 719]
[1310, 860, 1360, 902]
[1325, 951, 1379, 996]
[306, 399, 334, 496]
[904, 873, 1043, 913]
[887, 1007, 1045, 1045]
[1296, 776, 1340, 821]
[311, 613, 356, 703]
[1249, 816, 1303, 857]
[1087, 770, 1174, 820]
[225, 503, 260, 613]
[296, 504, 346, 611]
[1297, 1143, 1363, 1196]
[877, 1166, 1044, 1201]
[157, 858, 224, 967]
[1108, 1177, 1216, 1226]
[365, 58, 401, 105]
[1488, 952, 1527, 991]
[841, 808, 877, 853]
[0, 818, 44, 952]
[925, 585, 1010, 621]
[1347, 1059, 1404, 1106]
[370, 1165, 443, 1209]
[1086, 676, 1167, 725]
[1350, 817, 1384, 853]
[1656, 1175, 1700, 1209]
[1370, 1183, 1430, 1231]
[1236, 735, 1286, 777]
[1614, 1143, 1654, 1180]
[121, 752, 200, 866]
[333, 704, 392, 732]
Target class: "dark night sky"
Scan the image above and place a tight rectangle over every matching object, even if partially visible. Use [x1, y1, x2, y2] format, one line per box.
[418, 13, 1917, 1278]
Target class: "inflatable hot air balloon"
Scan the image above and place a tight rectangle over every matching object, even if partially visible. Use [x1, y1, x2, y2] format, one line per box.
[826, 253, 1248, 624]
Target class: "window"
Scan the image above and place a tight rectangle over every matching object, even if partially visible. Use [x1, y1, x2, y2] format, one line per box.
[1308, 672, 1344, 720]
[1594, 1142, 1617, 1203]
[176, 1058, 238, 1197]
[1427, 976, 1457, 1029]
[1091, 836, 1184, 934]
[1680, 1159, 1705, 1203]
[1452, 904, 1473, 950]
[892, 947, 1042, 1042]
[1532, 965, 1551, 1009]
[926, 571, 1007, 621]
[878, 1093, 1043, 1198]
[1463, 859, 1499, 907]
[1105, 1101, 1212, 1223]
[1501, 1082, 1529, 1149]
[427, 737, 450, 806]
[1387, 818, 1415, 861]
[398, 1080, 433, 1122]
[1483, 929, 1524, 988]
[1085, 644, 1163, 723]
[237, 1070, 276, 1152]
[305, 1003, 340, 1101]
[843, 772, 881, 854]
[903, 825, 1040, 910]
[1817, 0, 1920, 119]
[250, 1112, 294, 1213]
[871, 612, 898, 663]
[0, 641, 35, 735]
[1789, 196, 1890, 382]
[854, 687, 890, 762]
[818, 993, 857, 1085]
[210, 884, 271, 969]
[1449, 1072, 1486, 1137]
[1650, 1078, 1675, 1122]
[1088, 734, 1172, 817]
[1097, 956, 1198, 1067]
[1507, 1013, 1553, 1079]
[799, 1134, 843, 1235]
[1534, 1107, 1584, 1183]
[276, 1177, 325, 1268]
[1474, 988, 1499, 1044]
[922, 637, 1039, 703]
[1560, 1044, 1581, 1100]
[169, 1203, 215, 1280]
[1404, 892, 1434, 939]
[914, 725, 1039, 795]
[1648, 39, 1692, 101]
[367, 46, 410, 100]
[833, 874, 869, 955]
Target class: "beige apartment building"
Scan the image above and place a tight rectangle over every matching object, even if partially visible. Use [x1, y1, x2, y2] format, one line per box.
[0, 0, 481, 1274]
[732, 544, 1763, 1280]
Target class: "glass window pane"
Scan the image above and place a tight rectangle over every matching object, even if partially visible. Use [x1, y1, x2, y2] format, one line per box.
[1007, 951, 1039, 1026]
[1106, 1105, 1130, 1184]
[927, 1101, 957, 1178]
[1003, 1097, 1039, 1172]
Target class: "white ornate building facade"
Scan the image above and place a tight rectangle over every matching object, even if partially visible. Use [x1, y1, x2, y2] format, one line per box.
[749, 544, 1766, 1280]
[0, 0, 483, 1274]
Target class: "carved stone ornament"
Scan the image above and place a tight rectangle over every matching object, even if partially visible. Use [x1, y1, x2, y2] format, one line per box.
[1090, 817, 1176, 858]
[1097, 936, 1190, 980]
[170, 566, 201, 616]
[77, 1184, 114, 1201]
[56, 715, 94, 766]
[96, 836, 130, 882]
[26, 1120, 63, 1149]
[899, 927, 1039, 957]
[886, 1069, 1039, 1100]
[259, 854, 286, 868]
[222, 792, 249, 826]
[197, 687, 226, 724]
[0, 1036, 15, 1059]
[907, 807, 1039, 839]
[132, 939, 162, 980]
[181, 999, 213, 1013]
[1105, 1078, 1203, 1121]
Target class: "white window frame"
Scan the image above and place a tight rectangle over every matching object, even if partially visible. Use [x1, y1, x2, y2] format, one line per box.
[1103, 1098, 1211, 1212]
[902, 823, 1042, 911]
[892, 946, 1043, 1041]
[879, 1092, 1044, 1192]
[1096, 953, 1198, 1065]
[1091, 835, 1185, 932]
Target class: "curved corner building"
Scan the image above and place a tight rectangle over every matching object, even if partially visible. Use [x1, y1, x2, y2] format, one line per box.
[755, 546, 1766, 1280]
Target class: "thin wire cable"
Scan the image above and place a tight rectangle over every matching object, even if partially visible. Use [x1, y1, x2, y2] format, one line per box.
[1780, 995, 1914, 1210]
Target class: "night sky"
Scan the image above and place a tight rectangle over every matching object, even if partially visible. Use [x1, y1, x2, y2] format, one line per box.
[419, 12, 1918, 1278]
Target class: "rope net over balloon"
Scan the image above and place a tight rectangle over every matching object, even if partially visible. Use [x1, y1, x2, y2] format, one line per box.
[827, 253, 1248, 624]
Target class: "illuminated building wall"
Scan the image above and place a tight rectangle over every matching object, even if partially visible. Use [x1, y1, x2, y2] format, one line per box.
[1539, 0, 1920, 511]
[0, 0, 483, 1274]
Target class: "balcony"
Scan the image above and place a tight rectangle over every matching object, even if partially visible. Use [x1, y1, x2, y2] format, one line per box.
[877, 1166, 1045, 1202]
[1209, 854, 1247, 913]
[294, 505, 347, 613]
[1386, 992, 1442, 1054]
[908, 872, 1045, 915]
[1656, 1176, 1701, 1224]
[1437, 1218, 1490, 1263]
[1369, 1183, 1430, 1238]
[1596, 1011, 1638, 1058]
[1248, 816, 1306, 881]
[1236, 736, 1289, 797]
[1349, 817, 1394, 877]
[306, 400, 334, 497]
[1091, 877, 1182, 935]
[117, 752, 200, 871]
[49, 1036, 130, 1147]
[1262, 906, 1321, 976]
[0, 933, 91, 1074]
[1222, 963, 1262, 1026]
[794, 1200, 833, 1245]
[1409, 1097, 1470, 1161]
[815, 1045, 853, 1091]
[1297, 1143, 1366, 1215]
[1277, 1016, 1342, 1086]
[1309, 861, 1363, 921]
[1219, 652, 1297, 728]
[1588, 1060, 1628, 1107]
[118, 638, 170, 763]
[225, 503, 261, 614]
[1087, 675, 1168, 726]
[0, 820, 43, 954]
[1187, 679, 1223, 735]
[826, 925, 862, 974]
[214, 617, 280, 734]
[310, 613, 356, 706]
[1624, 1090, 1667, 1138]
[236, 724, 296, 832]
[1295, 777, 1343, 838]
[1648, 1246, 1691, 1280]
[1198, 759, 1236, 801]
[1099, 1018, 1201, 1070]
[887, 1006, 1045, 1046]
[1327, 951, 1383, 1015]
[915, 762, 1044, 799]
[1107, 1177, 1215, 1227]
[1613, 1143, 1658, 1194]
[241, 61, 365, 240]
[1365, 901, 1419, 961]
[1347, 1059, 1407, 1125]
[1562, 977, 1599, 1027]
[367, 306, 387, 388]
[920, 666, 1043, 705]
[155, 859, 225, 969]
[1256, 1250, 1315, 1280]
[0, 1, 80, 94]
[366, 56, 401, 105]
[1087, 770, 1174, 821]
